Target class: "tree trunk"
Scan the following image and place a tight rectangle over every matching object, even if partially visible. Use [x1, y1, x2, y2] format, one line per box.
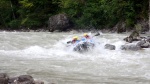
[10, 0, 16, 19]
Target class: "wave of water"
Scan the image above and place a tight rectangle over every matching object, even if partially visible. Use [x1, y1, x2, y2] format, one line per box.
[0, 32, 150, 84]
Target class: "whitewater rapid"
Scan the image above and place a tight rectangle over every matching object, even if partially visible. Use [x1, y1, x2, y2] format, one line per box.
[0, 31, 150, 84]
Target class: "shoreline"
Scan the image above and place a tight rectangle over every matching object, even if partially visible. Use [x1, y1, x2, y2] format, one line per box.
[0, 29, 149, 34]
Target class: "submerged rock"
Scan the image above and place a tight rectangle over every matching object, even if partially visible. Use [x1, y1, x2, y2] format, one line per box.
[120, 44, 141, 51]
[104, 44, 116, 50]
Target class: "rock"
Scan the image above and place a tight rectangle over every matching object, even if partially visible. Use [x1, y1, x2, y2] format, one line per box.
[123, 31, 140, 43]
[129, 30, 140, 39]
[141, 42, 150, 48]
[48, 14, 71, 32]
[17, 75, 34, 83]
[104, 44, 116, 50]
[146, 36, 150, 42]
[136, 40, 146, 46]
[34, 80, 44, 84]
[0, 73, 9, 84]
[8, 77, 18, 84]
[9, 75, 34, 84]
[136, 39, 150, 48]
[135, 20, 149, 33]
[0, 73, 45, 84]
[123, 36, 133, 43]
[113, 21, 126, 33]
[120, 44, 141, 51]
[141, 23, 149, 33]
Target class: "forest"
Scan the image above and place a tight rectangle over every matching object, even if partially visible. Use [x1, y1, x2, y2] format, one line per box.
[0, 0, 149, 30]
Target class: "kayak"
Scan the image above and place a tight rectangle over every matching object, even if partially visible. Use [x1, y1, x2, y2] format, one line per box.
[70, 37, 95, 52]
[67, 32, 100, 52]
[73, 41, 95, 52]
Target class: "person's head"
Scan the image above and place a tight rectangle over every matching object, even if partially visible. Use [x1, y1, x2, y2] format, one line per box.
[73, 36, 78, 41]
[83, 33, 89, 38]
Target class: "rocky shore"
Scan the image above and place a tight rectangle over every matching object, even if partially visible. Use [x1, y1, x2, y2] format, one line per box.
[0, 13, 149, 33]
[0, 73, 46, 84]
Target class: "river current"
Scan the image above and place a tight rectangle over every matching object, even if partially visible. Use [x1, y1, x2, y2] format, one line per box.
[0, 31, 150, 84]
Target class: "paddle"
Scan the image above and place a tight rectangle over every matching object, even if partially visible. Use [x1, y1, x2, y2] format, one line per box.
[67, 32, 100, 44]
[67, 41, 72, 44]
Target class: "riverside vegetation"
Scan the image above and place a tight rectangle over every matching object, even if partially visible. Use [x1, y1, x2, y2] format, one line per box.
[0, 0, 149, 32]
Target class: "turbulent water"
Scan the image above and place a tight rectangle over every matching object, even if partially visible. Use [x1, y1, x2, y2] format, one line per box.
[0, 31, 150, 84]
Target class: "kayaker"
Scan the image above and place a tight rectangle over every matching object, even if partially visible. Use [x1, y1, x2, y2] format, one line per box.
[82, 33, 94, 44]
[72, 36, 80, 44]
[81, 33, 91, 41]
[83, 33, 91, 39]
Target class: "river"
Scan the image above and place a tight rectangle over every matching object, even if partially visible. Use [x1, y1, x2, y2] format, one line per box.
[0, 31, 150, 84]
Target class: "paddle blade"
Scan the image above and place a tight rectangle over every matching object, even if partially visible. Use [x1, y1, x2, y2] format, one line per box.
[67, 41, 72, 44]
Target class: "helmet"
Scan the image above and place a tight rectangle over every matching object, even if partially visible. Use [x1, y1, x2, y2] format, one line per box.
[73, 36, 78, 40]
[84, 33, 88, 36]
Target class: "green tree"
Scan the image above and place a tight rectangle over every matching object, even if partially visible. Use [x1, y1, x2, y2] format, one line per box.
[60, 0, 148, 29]
[0, 0, 149, 30]
[18, 0, 60, 29]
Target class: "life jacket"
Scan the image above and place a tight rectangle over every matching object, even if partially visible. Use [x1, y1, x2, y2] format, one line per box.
[82, 36, 94, 43]
[72, 40, 80, 44]
[85, 35, 90, 39]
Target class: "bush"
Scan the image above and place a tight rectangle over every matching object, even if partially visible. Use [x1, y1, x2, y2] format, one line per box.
[21, 17, 42, 29]
[8, 20, 21, 29]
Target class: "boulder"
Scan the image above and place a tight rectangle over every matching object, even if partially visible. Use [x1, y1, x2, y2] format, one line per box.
[123, 36, 134, 43]
[17, 75, 34, 84]
[136, 39, 150, 48]
[8, 77, 18, 84]
[34, 80, 44, 84]
[136, 40, 146, 46]
[135, 20, 149, 33]
[104, 44, 116, 50]
[120, 44, 141, 51]
[129, 30, 140, 39]
[113, 21, 126, 33]
[8, 75, 34, 84]
[123, 31, 140, 43]
[48, 14, 71, 32]
[141, 42, 150, 48]
[0, 73, 9, 84]
[0, 73, 45, 84]
[146, 36, 150, 42]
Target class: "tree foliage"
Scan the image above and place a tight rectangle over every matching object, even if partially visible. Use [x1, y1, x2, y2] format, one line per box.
[61, 0, 148, 29]
[0, 0, 148, 30]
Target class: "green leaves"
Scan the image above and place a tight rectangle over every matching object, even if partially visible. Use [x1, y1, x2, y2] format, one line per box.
[8, 19, 21, 29]
[0, 0, 148, 30]
[19, 0, 33, 8]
